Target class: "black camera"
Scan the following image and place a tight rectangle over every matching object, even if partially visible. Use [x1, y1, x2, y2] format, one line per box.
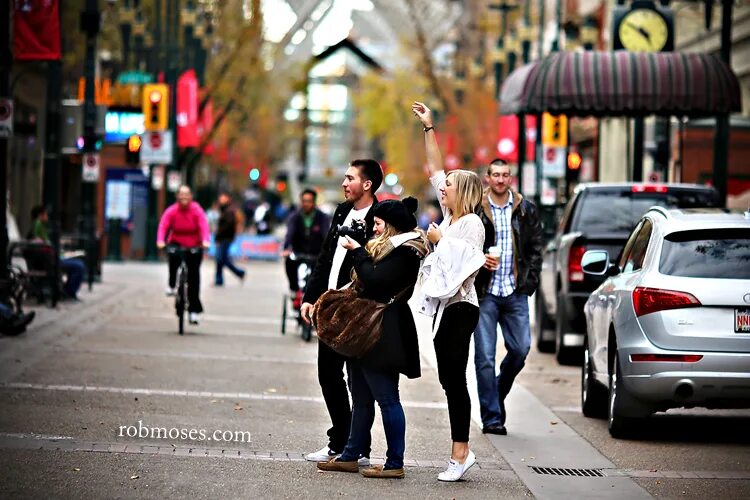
[337, 219, 367, 243]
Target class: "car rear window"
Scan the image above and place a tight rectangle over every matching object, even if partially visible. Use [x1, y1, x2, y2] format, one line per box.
[659, 228, 750, 279]
[572, 189, 719, 233]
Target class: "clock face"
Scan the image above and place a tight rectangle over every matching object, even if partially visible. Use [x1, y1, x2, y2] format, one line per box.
[618, 8, 669, 52]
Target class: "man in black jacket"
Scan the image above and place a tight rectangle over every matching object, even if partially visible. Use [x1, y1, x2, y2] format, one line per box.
[300, 159, 382, 463]
[214, 193, 246, 286]
[281, 189, 330, 292]
[473, 158, 543, 436]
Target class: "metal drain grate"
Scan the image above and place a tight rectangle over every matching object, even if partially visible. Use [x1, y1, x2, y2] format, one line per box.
[531, 466, 605, 477]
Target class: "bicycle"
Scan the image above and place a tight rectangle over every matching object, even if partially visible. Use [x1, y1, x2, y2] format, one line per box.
[166, 245, 203, 335]
[281, 252, 317, 342]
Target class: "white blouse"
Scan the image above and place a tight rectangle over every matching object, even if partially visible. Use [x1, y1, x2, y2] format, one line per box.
[429, 171, 485, 308]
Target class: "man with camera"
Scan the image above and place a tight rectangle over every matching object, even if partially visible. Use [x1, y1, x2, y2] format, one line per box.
[300, 159, 383, 464]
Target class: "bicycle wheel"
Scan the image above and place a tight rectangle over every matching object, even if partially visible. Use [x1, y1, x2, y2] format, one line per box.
[281, 294, 287, 335]
[176, 268, 186, 335]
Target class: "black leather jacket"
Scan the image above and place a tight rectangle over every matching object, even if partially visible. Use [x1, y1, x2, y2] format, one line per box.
[475, 189, 544, 298]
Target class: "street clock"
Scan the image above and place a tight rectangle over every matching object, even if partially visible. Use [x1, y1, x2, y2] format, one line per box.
[613, 1, 674, 52]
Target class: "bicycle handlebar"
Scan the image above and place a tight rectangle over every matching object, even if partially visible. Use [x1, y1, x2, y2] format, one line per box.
[166, 245, 203, 255]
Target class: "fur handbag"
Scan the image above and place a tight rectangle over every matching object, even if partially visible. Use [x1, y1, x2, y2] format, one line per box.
[312, 286, 410, 359]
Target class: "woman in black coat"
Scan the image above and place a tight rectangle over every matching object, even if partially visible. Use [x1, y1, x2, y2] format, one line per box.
[316, 197, 428, 479]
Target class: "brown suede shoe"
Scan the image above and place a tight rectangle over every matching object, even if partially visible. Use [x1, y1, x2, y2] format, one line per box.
[361, 465, 405, 479]
[316, 458, 358, 473]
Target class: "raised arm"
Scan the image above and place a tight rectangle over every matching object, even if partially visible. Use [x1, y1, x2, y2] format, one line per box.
[412, 101, 443, 177]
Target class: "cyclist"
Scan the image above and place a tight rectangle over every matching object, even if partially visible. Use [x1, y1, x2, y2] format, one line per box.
[157, 185, 210, 325]
[281, 188, 330, 293]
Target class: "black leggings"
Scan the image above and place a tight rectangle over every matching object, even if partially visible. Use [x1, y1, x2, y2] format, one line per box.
[434, 302, 479, 443]
[168, 250, 203, 313]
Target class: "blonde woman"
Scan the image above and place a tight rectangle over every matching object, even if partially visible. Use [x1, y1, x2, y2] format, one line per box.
[317, 197, 429, 479]
[412, 101, 486, 482]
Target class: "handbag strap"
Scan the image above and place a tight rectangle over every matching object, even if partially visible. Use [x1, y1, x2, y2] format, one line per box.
[387, 284, 414, 305]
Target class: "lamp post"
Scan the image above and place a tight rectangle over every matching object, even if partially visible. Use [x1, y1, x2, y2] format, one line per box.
[534, 0, 546, 207]
[712, 0, 733, 207]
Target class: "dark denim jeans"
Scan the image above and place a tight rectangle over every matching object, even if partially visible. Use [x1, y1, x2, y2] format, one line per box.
[474, 292, 531, 427]
[214, 240, 245, 285]
[60, 257, 85, 299]
[339, 363, 404, 469]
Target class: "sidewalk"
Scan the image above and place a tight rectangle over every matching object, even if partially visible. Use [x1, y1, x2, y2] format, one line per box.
[0, 261, 532, 498]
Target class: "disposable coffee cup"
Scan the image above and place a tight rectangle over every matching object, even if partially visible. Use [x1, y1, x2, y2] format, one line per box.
[488, 246, 501, 258]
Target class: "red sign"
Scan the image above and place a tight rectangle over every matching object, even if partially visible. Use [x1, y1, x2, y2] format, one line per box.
[496, 115, 537, 163]
[177, 69, 199, 147]
[150, 132, 162, 149]
[13, 0, 61, 61]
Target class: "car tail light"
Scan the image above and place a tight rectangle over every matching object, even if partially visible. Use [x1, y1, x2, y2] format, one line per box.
[632, 287, 701, 317]
[632, 185, 668, 193]
[568, 245, 586, 282]
[630, 354, 703, 362]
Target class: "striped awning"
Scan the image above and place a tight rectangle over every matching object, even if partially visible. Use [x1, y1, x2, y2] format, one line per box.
[499, 51, 742, 117]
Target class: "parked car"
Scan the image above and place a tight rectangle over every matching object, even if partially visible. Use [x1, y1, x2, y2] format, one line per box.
[580, 208, 750, 438]
[536, 183, 721, 364]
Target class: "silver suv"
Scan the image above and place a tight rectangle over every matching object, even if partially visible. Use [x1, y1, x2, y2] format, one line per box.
[579, 208, 750, 438]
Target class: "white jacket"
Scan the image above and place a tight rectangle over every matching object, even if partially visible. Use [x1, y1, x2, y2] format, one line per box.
[418, 237, 485, 333]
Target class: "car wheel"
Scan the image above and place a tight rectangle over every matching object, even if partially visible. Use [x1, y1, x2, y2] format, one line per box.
[555, 295, 579, 365]
[581, 335, 607, 418]
[608, 350, 643, 438]
[535, 291, 555, 353]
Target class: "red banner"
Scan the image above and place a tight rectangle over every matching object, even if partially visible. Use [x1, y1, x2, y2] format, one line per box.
[13, 0, 61, 61]
[177, 70, 200, 147]
[497, 115, 537, 163]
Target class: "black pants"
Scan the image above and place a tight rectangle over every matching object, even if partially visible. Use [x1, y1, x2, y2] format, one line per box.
[433, 302, 479, 443]
[168, 250, 203, 313]
[318, 341, 371, 455]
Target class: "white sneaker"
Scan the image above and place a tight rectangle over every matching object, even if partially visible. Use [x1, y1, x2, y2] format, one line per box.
[358, 455, 370, 467]
[188, 312, 200, 325]
[305, 446, 339, 462]
[438, 450, 476, 482]
[165, 287, 176, 297]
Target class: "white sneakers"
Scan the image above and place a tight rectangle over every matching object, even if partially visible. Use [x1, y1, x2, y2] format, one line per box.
[305, 446, 369, 466]
[438, 450, 476, 482]
[165, 287, 176, 297]
[188, 312, 200, 325]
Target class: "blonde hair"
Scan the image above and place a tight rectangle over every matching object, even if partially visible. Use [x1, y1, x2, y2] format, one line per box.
[351, 223, 429, 283]
[446, 169, 482, 219]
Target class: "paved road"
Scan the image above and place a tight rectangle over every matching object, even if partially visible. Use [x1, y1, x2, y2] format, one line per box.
[0, 260, 747, 499]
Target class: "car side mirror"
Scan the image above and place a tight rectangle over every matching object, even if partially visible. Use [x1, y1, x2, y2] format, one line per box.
[581, 250, 610, 276]
[605, 263, 621, 277]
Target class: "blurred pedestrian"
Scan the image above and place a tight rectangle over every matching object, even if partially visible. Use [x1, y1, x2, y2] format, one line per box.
[413, 101, 485, 482]
[214, 193, 246, 287]
[281, 189, 330, 293]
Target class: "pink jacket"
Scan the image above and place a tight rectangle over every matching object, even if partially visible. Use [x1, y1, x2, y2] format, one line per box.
[157, 201, 211, 248]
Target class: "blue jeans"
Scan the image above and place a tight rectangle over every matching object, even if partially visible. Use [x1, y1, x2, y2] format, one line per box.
[214, 240, 245, 285]
[60, 258, 85, 299]
[474, 292, 531, 427]
[339, 364, 405, 469]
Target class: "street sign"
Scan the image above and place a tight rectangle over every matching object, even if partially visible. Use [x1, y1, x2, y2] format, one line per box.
[542, 146, 566, 178]
[140, 130, 173, 164]
[82, 153, 100, 182]
[0, 98, 13, 137]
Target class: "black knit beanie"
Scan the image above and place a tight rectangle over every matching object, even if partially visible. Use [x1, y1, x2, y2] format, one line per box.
[373, 197, 418, 232]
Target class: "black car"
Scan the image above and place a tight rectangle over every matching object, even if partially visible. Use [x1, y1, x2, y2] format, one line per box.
[536, 183, 721, 365]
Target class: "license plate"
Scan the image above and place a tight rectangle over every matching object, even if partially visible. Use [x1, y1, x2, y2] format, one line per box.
[736, 308, 750, 333]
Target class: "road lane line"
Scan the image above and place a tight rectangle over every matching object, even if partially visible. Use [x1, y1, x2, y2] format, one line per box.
[0, 382, 448, 410]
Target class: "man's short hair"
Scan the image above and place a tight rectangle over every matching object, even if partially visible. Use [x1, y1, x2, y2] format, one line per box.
[31, 205, 46, 219]
[350, 159, 383, 193]
[300, 188, 317, 201]
[487, 158, 515, 176]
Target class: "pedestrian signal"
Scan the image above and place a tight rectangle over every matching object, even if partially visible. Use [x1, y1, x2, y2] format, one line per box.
[143, 83, 169, 131]
[542, 113, 568, 148]
[126, 134, 142, 164]
[567, 151, 582, 170]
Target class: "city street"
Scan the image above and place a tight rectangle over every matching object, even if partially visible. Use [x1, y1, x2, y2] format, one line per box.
[1, 260, 748, 499]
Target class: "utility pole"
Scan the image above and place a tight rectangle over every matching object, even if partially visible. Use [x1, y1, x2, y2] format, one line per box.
[80, 0, 100, 291]
[534, 0, 546, 207]
[0, 1, 11, 293]
[165, 0, 180, 206]
[712, 0, 733, 207]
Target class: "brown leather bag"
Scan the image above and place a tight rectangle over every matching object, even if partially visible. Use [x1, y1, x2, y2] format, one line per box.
[312, 286, 410, 358]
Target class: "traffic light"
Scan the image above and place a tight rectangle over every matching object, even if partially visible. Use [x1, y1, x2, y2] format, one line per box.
[77, 135, 103, 152]
[542, 112, 568, 148]
[566, 151, 582, 184]
[142, 83, 169, 131]
[126, 134, 142, 164]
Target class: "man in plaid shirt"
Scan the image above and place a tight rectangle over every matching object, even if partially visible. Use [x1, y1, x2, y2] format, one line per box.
[474, 158, 544, 436]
